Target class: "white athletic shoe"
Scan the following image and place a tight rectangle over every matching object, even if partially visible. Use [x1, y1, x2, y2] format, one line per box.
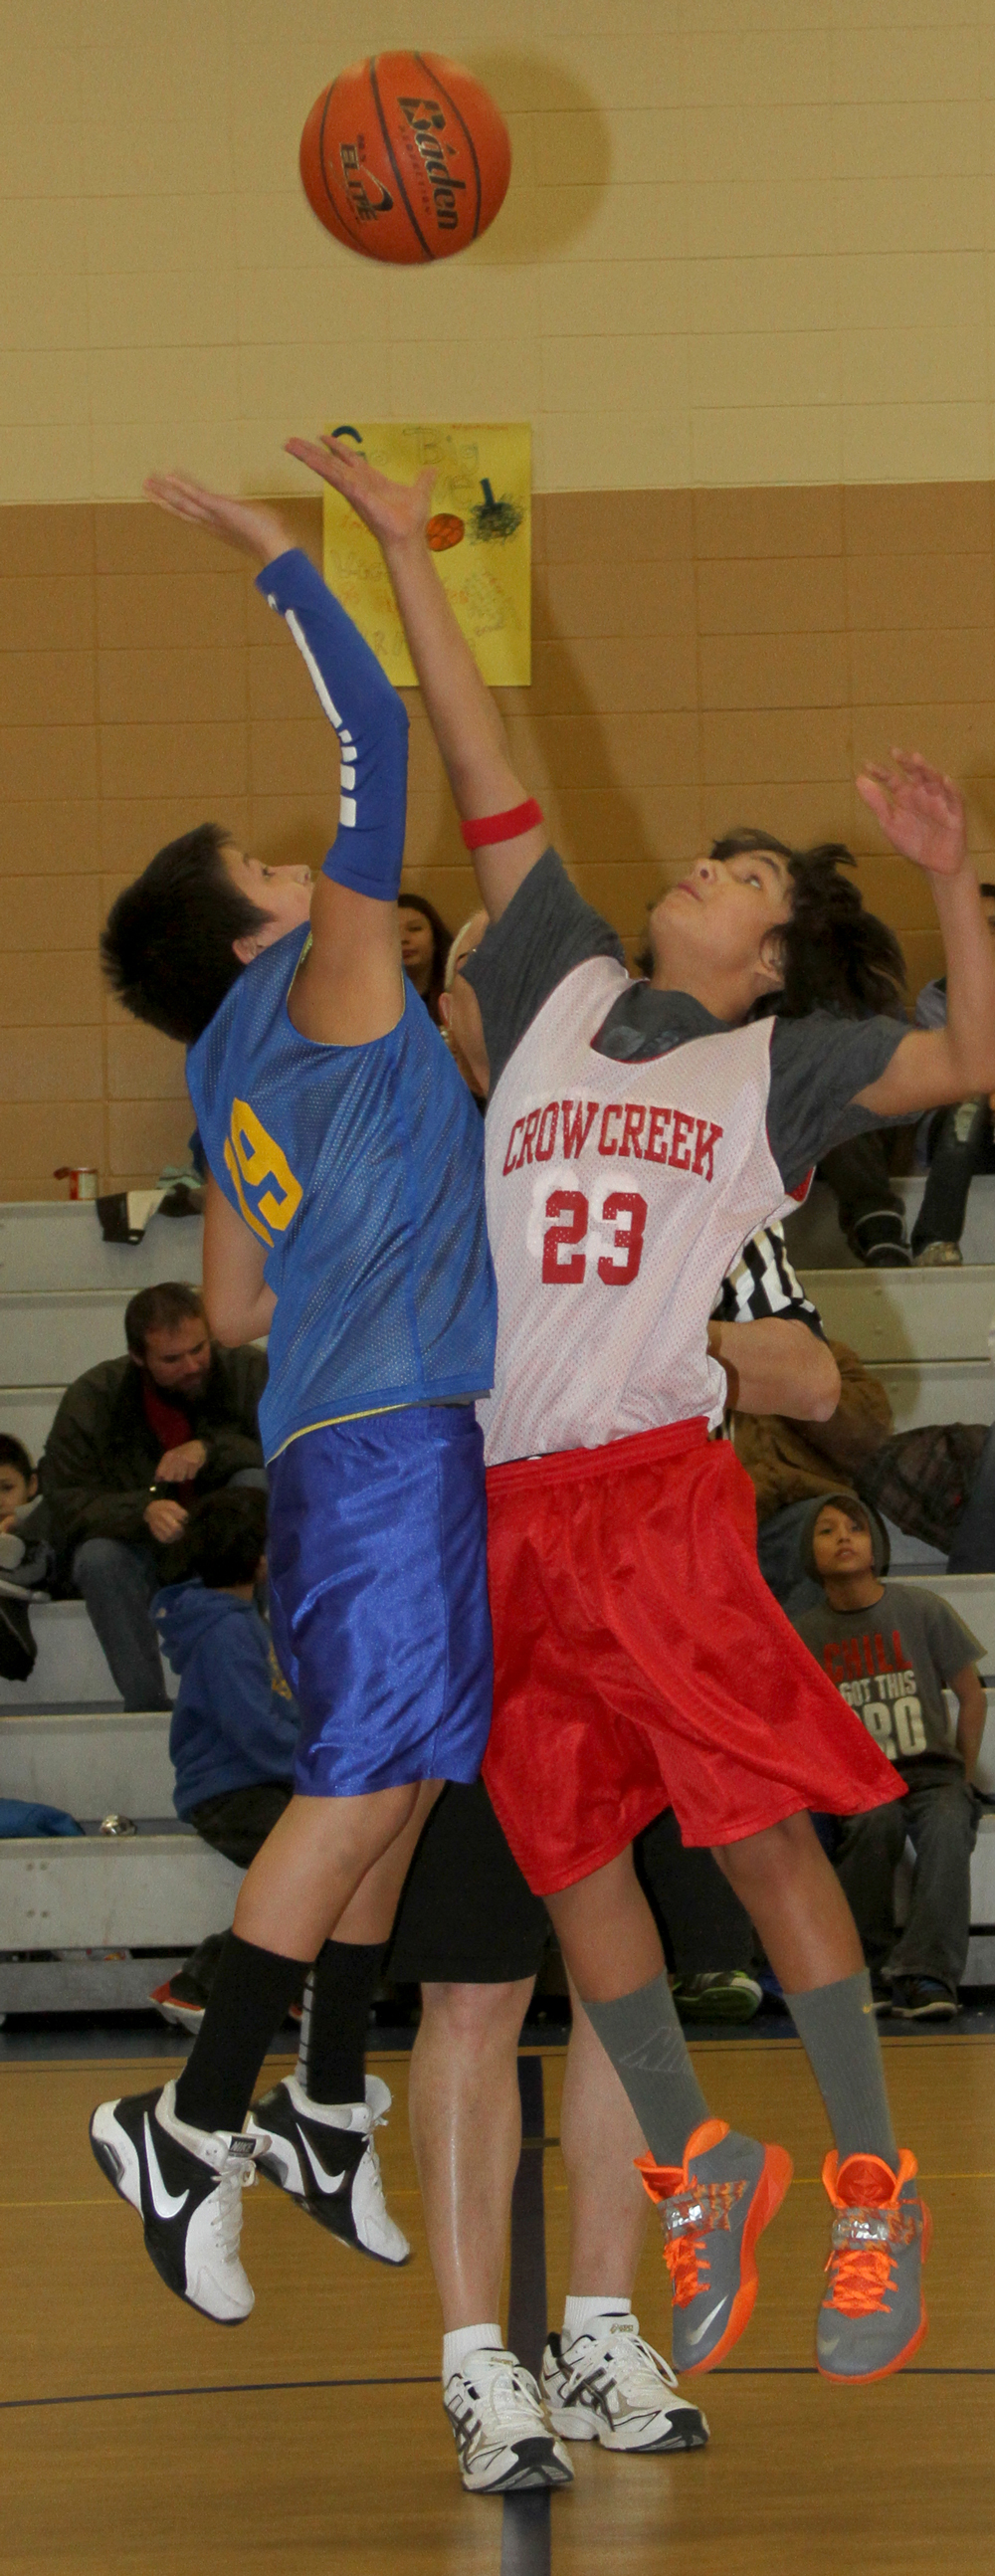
[443, 2347, 574, 2493]
[542, 2313, 709, 2452]
[246, 2072, 410, 2264]
[89, 2078, 269, 2323]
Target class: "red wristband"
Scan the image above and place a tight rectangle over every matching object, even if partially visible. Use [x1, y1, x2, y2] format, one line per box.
[460, 797, 543, 850]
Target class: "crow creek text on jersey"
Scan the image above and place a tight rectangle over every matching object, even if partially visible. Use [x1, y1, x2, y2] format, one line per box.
[501, 1096, 724, 1182]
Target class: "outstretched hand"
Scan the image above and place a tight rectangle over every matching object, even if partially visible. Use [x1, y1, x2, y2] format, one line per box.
[857, 750, 967, 879]
[143, 475, 292, 565]
[285, 434, 435, 550]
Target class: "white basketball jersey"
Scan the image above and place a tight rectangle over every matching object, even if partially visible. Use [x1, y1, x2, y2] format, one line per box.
[477, 957, 796, 1466]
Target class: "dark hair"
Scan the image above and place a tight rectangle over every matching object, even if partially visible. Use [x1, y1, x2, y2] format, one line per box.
[170, 1487, 268, 1590]
[397, 891, 453, 1025]
[0, 1433, 34, 1483]
[635, 829, 906, 1018]
[100, 824, 271, 1044]
[124, 1282, 206, 1359]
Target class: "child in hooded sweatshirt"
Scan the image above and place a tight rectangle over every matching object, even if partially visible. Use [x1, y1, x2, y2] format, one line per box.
[151, 1486, 300, 2022]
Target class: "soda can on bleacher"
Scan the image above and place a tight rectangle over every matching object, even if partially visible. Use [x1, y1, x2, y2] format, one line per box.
[99, 1815, 136, 1837]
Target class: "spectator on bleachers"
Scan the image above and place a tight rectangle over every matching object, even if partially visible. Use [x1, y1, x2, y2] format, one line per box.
[735, 1330, 995, 1607]
[0, 1434, 52, 1586]
[910, 883, 995, 1265]
[397, 891, 452, 1025]
[43, 1283, 267, 1710]
[791, 1491, 985, 2020]
[148, 1487, 300, 2026]
[0, 1433, 53, 1682]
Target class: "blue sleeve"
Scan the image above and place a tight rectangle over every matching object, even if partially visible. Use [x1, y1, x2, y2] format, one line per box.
[256, 548, 409, 900]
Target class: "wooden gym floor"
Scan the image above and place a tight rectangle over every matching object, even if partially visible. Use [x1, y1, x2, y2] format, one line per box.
[3, 2032, 994, 2576]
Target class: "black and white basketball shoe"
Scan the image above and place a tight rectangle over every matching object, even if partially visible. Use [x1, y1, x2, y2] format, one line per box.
[541, 2312, 709, 2451]
[246, 2072, 410, 2264]
[89, 2079, 270, 2323]
[444, 2348, 574, 2493]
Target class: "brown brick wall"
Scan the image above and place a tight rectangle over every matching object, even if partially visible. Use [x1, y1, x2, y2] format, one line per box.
[2, 480, 993, 1198]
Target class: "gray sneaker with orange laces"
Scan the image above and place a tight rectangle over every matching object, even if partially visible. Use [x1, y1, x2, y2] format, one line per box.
[638, 2116, 793, 2375]
[817, 2147, 930, 2383]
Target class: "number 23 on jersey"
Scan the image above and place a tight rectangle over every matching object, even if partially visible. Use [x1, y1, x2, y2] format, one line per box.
[223, 1098, 302, 1246]
[531, 1178, 648, 1288]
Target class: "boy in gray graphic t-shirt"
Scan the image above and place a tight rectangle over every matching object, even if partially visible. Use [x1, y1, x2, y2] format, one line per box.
[792, 1491, 985, 2020]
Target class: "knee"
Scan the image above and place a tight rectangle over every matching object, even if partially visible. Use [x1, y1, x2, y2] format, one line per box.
[916, 1789, 975, 1855]
[420, 1978, 531, 2057]
[715, 1809, 817, 1890]
[228, 1467, 268, 1492]
[73, 1536, 129, 1584]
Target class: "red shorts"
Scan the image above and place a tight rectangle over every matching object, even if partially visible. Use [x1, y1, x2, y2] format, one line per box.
[482, 1418, 901, 1896]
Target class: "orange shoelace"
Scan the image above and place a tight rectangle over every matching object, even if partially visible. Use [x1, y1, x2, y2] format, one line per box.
[824, 2236, 896, 2317]
[664, 2229, 708, 2305]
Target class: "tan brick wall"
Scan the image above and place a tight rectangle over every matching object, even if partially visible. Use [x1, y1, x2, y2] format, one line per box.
[2, 480, 993, 1198]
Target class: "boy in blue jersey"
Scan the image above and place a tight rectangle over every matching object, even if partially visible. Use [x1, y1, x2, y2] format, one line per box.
[89, 479, 503, 2352]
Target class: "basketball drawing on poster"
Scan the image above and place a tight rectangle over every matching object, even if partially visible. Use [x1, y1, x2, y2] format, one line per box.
[321, 423, 531, 688]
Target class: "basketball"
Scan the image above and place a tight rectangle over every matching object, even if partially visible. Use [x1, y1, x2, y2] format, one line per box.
[299, 51, 511, 265]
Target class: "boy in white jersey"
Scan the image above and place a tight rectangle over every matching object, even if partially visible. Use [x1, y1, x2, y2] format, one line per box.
[290, 430, 995, 2389]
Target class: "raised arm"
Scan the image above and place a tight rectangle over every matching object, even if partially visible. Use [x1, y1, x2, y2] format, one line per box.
[143, 475, 409, 1045]
[286, 436, 547, 919]
[854, 754, 995, 1116]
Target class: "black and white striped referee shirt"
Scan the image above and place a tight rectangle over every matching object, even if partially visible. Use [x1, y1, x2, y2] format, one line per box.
[712, 1223, 824, 1337]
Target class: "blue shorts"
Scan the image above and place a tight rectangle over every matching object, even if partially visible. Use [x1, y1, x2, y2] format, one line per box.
[266, 1405, 493, 1797]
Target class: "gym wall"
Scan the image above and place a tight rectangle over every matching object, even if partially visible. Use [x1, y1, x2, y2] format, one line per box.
[1, 2, 994, 1195]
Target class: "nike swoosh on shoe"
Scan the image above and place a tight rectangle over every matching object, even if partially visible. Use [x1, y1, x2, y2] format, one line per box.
[686, 2299, 728, 2348]
[298, 2130, 347, 2195]
[143, 2115, 190, 2221]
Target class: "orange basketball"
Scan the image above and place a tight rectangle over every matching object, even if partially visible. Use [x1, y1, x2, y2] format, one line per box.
[299, 52, 511, 264]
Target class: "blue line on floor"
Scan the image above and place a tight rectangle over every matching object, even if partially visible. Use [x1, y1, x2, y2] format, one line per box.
[501, 2056, 551, 2576]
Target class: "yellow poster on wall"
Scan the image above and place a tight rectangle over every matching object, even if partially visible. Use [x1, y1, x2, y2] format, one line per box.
[322, 422, 530, 688]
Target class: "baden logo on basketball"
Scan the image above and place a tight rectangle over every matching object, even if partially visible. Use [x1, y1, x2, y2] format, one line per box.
[397, 95, 466, 233]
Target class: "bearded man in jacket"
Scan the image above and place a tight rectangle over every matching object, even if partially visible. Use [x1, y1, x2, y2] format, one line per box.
[43, 1282, 267, 1708]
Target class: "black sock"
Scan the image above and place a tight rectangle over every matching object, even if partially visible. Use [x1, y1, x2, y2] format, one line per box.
[298, 1939, 387, 2104]
[173, 1931, 306, 2135]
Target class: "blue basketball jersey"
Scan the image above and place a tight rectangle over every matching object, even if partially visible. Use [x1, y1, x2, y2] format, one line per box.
[187, 927, 497, 1462]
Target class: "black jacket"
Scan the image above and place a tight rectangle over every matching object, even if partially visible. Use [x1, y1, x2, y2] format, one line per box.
[42, 1347, 268, 1551]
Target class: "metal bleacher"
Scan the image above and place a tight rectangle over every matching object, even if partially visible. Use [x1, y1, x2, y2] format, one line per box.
[0, 1198, 250, 2016]
[2, 1184, 995, 2013]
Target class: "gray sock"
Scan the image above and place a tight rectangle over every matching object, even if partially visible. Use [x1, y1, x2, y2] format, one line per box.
[582, 1972, 710, 2166]
[786, 1969, 897, 2172]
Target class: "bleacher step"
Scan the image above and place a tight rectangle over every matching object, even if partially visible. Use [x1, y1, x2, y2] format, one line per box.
[798, 1268, 995, 1364]
[0, 1601, 177, 1712]
[0, 1711, 174, 1816]
[0, 1201, 202, 1293]
[0, 1956, 195, 2016]
[0, 1832, 243, 1950]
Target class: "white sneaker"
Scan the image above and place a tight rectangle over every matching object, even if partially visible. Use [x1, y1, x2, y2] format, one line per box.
[246, 2072, 410, 2264]
[443, 2347, 573, 2492]
[542, 2313, 709, 2452]
[89, 2078, 269, 2323]
[913, 1242, 962, 1267]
